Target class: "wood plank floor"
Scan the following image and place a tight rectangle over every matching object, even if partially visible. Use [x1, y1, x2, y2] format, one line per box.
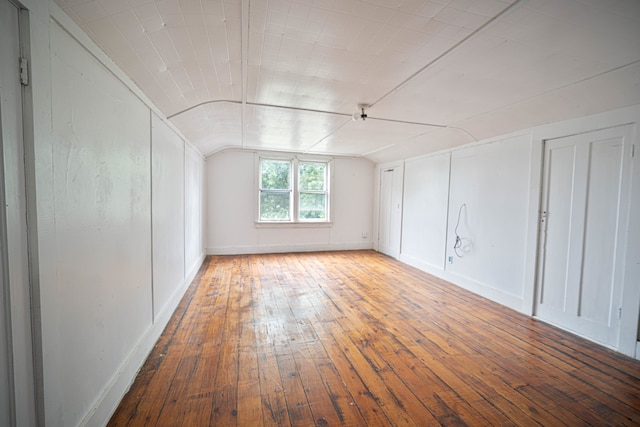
[108, 251, 640, 426]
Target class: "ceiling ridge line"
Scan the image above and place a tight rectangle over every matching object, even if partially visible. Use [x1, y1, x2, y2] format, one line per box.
[168, 99, 447, 128]
[368, 0, 526, 110]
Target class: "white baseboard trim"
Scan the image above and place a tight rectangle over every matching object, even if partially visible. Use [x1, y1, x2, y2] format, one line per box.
[206, 242, 374, 255]
[81, 251, 206, 427]
[399, 253, 525, 313]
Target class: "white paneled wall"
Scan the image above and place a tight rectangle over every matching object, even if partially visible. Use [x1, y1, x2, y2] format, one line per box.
[39, 14, 206, 427]
[49, 22, 153, 427]
[445, 136, 531, 301]
[401, 153, 451, 270]
[185, 144, 206, 273]
[151, 113, 185, 319]
[394, 106, 640, 357]
[206, 150, 374, 254]
[399, 135, 531, 310]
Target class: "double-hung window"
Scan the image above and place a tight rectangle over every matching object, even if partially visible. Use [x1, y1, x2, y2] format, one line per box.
[258, 157, 330, 223]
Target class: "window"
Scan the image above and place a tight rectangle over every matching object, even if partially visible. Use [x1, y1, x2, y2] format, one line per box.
[258, 157, 330, 223]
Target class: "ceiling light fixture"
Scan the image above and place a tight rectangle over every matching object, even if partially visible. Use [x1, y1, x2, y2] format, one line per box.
[352, 104, 369, 121]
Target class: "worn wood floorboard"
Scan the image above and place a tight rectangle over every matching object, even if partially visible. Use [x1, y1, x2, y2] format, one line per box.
[108, 251, 640, 426]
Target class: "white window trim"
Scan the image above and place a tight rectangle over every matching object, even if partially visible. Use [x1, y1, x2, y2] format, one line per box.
[256, 153, 333, 227]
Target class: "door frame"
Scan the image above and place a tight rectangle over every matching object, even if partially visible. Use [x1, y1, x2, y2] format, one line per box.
[0, 0, 42, 424]
[375, 162, 404, 259]
[526, 108, 640, 358]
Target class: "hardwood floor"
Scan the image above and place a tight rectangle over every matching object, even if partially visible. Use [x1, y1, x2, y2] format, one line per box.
[108, 251, 640, 426]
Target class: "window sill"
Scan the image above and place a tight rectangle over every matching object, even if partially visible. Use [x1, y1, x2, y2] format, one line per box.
[255, 221, 333, 229]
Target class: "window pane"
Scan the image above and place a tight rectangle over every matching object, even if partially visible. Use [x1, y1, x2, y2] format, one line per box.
[261, 159, 290, 190]
[299, 162, 326, 191]
[260, 192, 290, 220]
[299, 192, 326, 220]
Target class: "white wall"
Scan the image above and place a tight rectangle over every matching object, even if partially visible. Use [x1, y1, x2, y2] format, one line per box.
[206, 150, 374, 254]
[49, 21, 153, 427]
[185, 144, 206, 274]
[25, 4, 207, 426]
[399, 135, 531, 310]
[446, 135, 531, 303]
[401, 153, 450, 270]
[152, 114, 185, 319]
[391, 105, 640, 358]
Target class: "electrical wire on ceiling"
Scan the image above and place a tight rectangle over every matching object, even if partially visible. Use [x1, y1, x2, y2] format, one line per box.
[166, 0, 524, 149]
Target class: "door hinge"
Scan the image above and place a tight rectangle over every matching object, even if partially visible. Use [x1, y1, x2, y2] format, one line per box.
[20, 57, 29, 86]
[618, 307, 622, 319]
[632, 144, 635, 158]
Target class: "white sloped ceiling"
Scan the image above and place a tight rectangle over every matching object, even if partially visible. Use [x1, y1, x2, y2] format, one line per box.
[54, 0, 640, 163]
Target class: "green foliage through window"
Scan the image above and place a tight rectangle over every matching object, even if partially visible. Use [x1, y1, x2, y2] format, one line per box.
[259, 158, 329, 222]
[299, 162, 326, 191]
[259, 159, 291, 221]
[261, 159, 290, 190]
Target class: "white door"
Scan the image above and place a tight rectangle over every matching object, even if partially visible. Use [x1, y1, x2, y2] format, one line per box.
[536, 125, 633, 348]
[378, 167, 403, 258]
[1, 0, 37, 424]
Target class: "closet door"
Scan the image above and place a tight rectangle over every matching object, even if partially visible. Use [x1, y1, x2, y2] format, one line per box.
[536, 125, 633, 348]
[378, 167, 403, 259]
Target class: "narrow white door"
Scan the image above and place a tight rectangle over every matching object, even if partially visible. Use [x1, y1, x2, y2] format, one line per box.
[536, 125, 633, 348]
[378, 167, 403, 258]
[1, 1, 37, 424]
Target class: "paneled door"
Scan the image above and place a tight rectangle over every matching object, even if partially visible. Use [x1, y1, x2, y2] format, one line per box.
[536, 125, 634, 348]
[378, 167, 403, 259]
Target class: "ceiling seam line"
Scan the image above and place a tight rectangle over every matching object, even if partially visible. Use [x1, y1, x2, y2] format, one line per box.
[368, 0, 526, 109]
[449, 58, 640, 126]
[303, 120, 352, 155]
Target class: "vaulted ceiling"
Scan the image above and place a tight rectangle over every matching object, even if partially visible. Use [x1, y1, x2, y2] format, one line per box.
[54, 0, 640, 163]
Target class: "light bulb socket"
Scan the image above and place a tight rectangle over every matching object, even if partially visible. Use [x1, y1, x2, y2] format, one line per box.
[352, 103, 369, 121]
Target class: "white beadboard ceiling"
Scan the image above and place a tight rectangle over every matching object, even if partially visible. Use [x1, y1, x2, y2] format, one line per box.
[54, 0, 640, 163]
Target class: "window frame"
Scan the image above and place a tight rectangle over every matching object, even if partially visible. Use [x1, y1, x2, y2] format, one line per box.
[256, 154, 332, 226]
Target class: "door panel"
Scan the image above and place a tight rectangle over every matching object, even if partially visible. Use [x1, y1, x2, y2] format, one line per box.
[536, 126, 633, 348]
[580, 139, 624, 324]
[378, 167, 402, 258]
[538, 144, 576, 311]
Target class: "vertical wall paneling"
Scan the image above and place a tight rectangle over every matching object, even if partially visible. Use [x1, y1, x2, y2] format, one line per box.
[401, 153, 450, 270]
[446, 136, 531, 302]
[151, 113, 185, 320]
[49, 22, 153, 426]
[393, 107, 640, 356]
[185, 144, 205, 273]
[398, 135, 532, 311]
